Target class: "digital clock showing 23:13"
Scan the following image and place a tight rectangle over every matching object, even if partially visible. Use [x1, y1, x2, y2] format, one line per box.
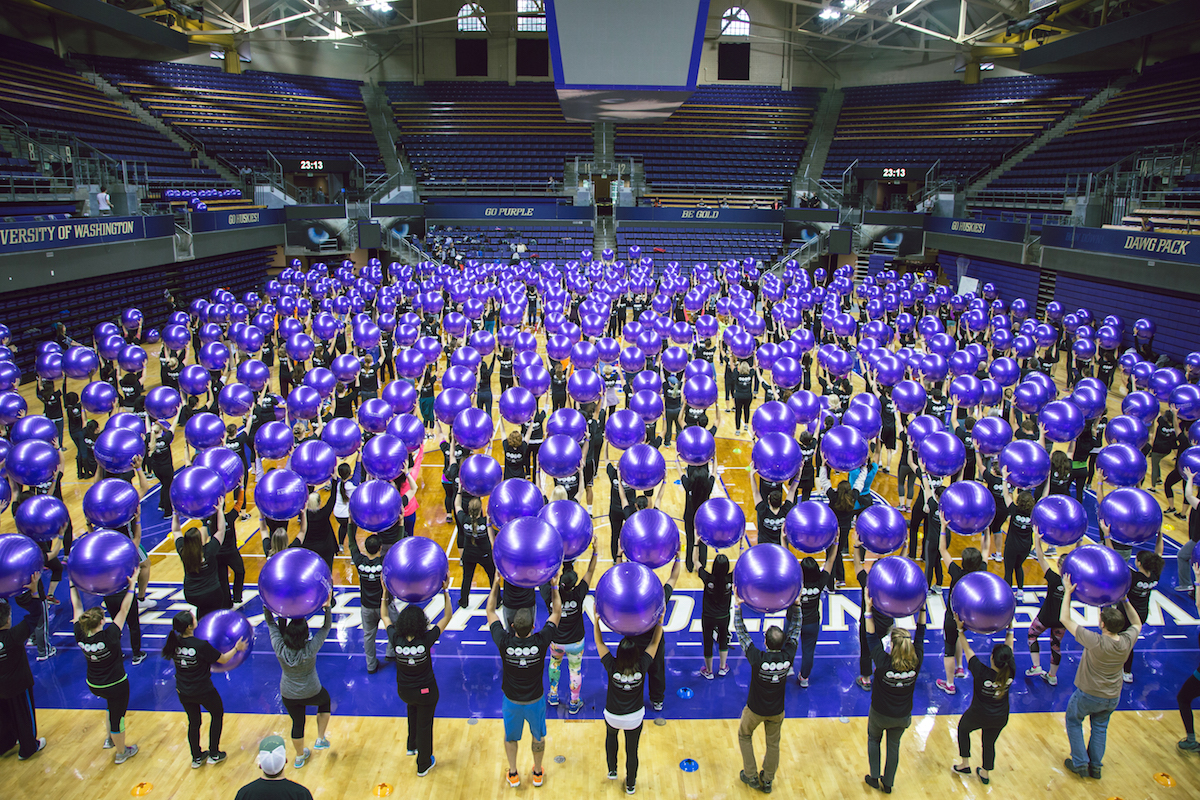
[882, 167, 907, 178]
[299, 160, 324, 171]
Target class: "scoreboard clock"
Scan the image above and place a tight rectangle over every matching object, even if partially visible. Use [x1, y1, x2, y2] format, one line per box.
[853, 166, 919, 180]
[281, 158, 355, 173]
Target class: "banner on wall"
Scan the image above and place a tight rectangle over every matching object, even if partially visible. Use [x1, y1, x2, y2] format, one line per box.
[616, 207, 784, 224]
[1043, 225, 1200, 266]
[190, 208, 284, 233]
[925, 216, 1027, 243]
[424, 203, 594, 222]
[0, 215, 173, 255]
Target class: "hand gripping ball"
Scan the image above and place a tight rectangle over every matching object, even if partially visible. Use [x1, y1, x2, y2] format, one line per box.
[733, 543, 802, 613]
[493, 517, 563, 588]
[195, 610, 254, 673]
[950, 571, 1016, 634]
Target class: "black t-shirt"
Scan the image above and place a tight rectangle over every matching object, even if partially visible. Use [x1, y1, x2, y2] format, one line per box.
[456, 510, 491, 553]
[172, 634, 222, 696]
[177, 536, 223, 596]
[66, 401, 84, 433]
[967, 655, 1012, 722]
[732, 371, 757, 399]
[233, 778, 314, 800]
[503, 583, 535, 611]
[38, 386, 64, 419]
[755, 500, 792, 545]
[663, 376, 683, 409]
[869, 620, 926, 718]
[800, 571, 834, 626]
[683, 406, 709, 427]
[553, 581, 589, 644]
[503, 441, 529, 478]
[602, 651, 653, 716]
[148, 427, 175, 467]
[554, 471, 581, 498]
[550, 372, 568, 398]
[74, 621, 126, 688]
[925, 395, 949, 421]
[1007, 504, 1033, 540]
[359, 363, 379, 393]
[349, 538, 384, 609]
[1128, 565, 1157, 614]
[698, 568, 733, 619]
[490, 620, 557, 702]
[388, 626, 441, 693]
[1036, 568, 1066, 628]
[743, 606, 801, 717]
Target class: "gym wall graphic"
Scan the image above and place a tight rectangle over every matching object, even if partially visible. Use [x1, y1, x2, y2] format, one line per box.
[284, 218, 351, 253]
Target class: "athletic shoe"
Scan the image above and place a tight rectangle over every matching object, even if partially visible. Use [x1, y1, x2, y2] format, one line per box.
[927, 587, 939, 597]
[46, 596, 60, 605]
[1089, 765, 1102, 779]
[192, 752, 208, 769]
[1178, 738, 1200, 752]
[207, 751, 227, 764]
[739, 770, 760, 789]
[955, 667, 966, 679]
[1043, 673, 1058, 686]
[568, 700, 583, 715]
[835, 580, 847, 589]
[626, 783, 636, 795]
[699, 667, 714, 680]
[407, 748, 417, 756]
[17, 738, 46, 761]
[1062, 759, 1089, 778]
[507, 771, 521, 788]
[759, 771, 773, 794]
[935, 679, 957, 695]
[314, 737, 330, 750]
[717, 666, 730, 677]
[608, 770, 619, 780]
[103, 736, 115, 750]
[990, 553, 1003, 563]
[131, 652, 147, 666]
[1015, 589, 1026, 603]
[652, 701, 663, 712]
[1122, 671, 1133, 683]
[547, 691, 559, 706]
[137, 598, 156, 610]
[799, 676, 809, 688]
[855, 676, 872, 691]
[36, 647, 57, 662]
[114, 744, 139, 765]
[1026, 666, 1046, 678]
[294, 747, 311, 769]
[532, 769, 544, 787]
[417, 756, 436, 777]
[367, 663, 380, 675]
[1044, 546, 1058, 555]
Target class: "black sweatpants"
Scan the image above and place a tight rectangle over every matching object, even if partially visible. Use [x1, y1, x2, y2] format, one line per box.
[606, 722, 643, 789]
[0, 687, 39, 758]
[217, 550, 245, 605]
[179, 688, 224, 759]
[400, 687, 438, 774]
[103, 593, 142, 656]
[460, 546, 496, 604]
[701, 613, 730, 660]
[957, 706, 1007, 771]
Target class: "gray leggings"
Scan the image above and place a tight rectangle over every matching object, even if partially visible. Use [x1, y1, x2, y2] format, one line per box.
[1180, 539, 1197, 590]
[867, 708, 910, 789]
[896, 462, 919, 500]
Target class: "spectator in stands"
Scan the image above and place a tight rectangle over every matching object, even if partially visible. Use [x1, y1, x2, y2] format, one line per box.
[189, 148, 200, 169]
[1140, 216, 1155, 232]
[97, 187, 112, 217]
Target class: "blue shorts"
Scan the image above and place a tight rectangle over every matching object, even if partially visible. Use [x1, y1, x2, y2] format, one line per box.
[502, 695, 547, 742]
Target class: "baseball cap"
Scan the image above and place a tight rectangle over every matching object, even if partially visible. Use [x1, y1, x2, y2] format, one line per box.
[256, 735, 288, 775]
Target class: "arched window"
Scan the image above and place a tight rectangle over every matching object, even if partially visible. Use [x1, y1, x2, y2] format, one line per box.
[721, 7, 750, 36]
[458, 3, 487, 32]
[517, 0, 546, 32]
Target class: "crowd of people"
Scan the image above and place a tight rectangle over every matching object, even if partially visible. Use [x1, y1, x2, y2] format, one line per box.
[1, 253, 1199, 796]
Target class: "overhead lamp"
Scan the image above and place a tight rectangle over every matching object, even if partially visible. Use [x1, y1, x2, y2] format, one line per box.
[820, 7, 842, 20]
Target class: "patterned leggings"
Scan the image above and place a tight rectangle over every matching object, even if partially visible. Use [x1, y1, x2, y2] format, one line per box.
[549, 639, 585, 704]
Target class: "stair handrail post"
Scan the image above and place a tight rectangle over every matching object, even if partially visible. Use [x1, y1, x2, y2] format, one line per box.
[842, 159, 858, 201]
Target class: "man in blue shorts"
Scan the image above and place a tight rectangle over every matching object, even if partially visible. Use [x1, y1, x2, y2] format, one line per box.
[487, 574, 561, 788]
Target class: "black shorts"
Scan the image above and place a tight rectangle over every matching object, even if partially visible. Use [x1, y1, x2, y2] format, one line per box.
[881, 426, 896, 450]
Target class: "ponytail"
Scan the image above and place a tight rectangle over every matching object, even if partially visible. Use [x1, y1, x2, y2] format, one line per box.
[991, 644, 1015, 696]
[161, 610, 195, 660]
[889, 627, 918, 672]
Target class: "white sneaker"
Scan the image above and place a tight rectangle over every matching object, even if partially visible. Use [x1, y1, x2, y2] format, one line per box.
[1015, 589, 1026, 603]
[1122, 671, 1133, 684]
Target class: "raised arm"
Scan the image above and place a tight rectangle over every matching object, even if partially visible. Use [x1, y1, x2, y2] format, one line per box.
[581, 537, 600, 585]
[1059, 574, 1081, 637]
[112, 573, 138, 630]
[547, 580, 562, 628]
[592, 614, 611, 659]
[485, 576, 502, 626]
[643, 619, 666, 660]
[435, 579, 454, 633]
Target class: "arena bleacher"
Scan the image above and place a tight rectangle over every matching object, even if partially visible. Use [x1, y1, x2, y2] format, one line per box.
[427, 224, 594, 264]
[615, 225, 782, 268]
[383, 81, 592, 190]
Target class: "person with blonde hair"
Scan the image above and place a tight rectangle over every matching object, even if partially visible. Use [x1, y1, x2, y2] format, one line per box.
[863, 592, 927, 793]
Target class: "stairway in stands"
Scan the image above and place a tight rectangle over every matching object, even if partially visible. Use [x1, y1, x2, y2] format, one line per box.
[70, 61, 241, 187]
[965, 73, 1137, 198]
[594, 216, 615, 256]
[361, 84, 404, 177]
[1036, 267, 1058, 318]
[793, 88, 843, 188]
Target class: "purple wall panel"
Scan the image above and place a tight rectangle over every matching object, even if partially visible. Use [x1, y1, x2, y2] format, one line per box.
[936, 253, 1041, 308]
[1053, 273, 1200, 362]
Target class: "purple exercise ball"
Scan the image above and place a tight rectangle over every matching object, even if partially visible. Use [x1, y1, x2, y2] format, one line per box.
[14, 494, 70, 542]
[620, 508, 680, 568]
[255, 468, 309, 520]
[67, 530, 139, 596]
[941, 480, 996, 535]
[1031, 494, 1088, 546]
[539, 500, 594, 561]
[784, 501, 838, 552]
[734, 543, 802, 613]
[488, 479, 544, 529]
[459, 454, 504, 497]
[999, 440, 1051, 489]
[1060, 545, 1132, 606]
[195, 610, 254, 673]
[170, 465, 226, 520]
[383, 536, 449, 603]
[695, 498, 746, 549]
[493, 517, 563, 588]
[866, 555, 927, 617]
[856, 505, 907, 554]
[82, 479, 140, 529]
[950, 571, 1016, 633]
[753, 433, 802, 483]
[821, 425, 869, 473]
[676, 426, 715, 465]
[1094, 444, 1147, 488]
[619, 443, 667, 491]
[259, 548, 333, 617]
[1098, 487, 1162, 546]
[0, 534, 50, 598]
[594, 562, 665, 636]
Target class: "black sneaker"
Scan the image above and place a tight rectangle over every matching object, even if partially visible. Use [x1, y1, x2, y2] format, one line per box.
[1062, 758, 1088, 778]
[759, 770, 772, 793]
[131, 652, 147, 666]
[1088, 765, 1101, 779]
[652, 701, 663, 712]
[208, 751, 227, 764]
[739, 771, 760, 789]
[192, 752, 208, 769]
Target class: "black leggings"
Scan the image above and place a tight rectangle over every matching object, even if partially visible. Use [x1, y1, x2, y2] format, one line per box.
[460, 547, 495, 601]
[442, 482, 457, 515]
[605, 722, 643, 787]
[103, 593, 141, 656]
[400, 688, 438, 774]
[1068, 466, 1089, 504]
[187, 585, 231, 620]
[683, 508, 709, 571]
[610, 512, 625, 562]
[336, 517, 350, 547]
[1165, 468, 1185, 501]
[91, 678, 130, 735]
[180, 688, 224, 759]
[282, 688, 332, 739]
[1179, 674, 1200, 735]
[1003, 536, 1030, 589]
[957, 707, 1007, 771]
[733, 397, 752, 429]
[701, 614, 730, 660]
[923, 520, 942, 587]
[217, 550, 245, 605]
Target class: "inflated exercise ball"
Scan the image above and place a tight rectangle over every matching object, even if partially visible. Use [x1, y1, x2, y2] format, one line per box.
[321, 417, 362, 457]
[184, 412, 226, 451]
[194, 447, 244, 494]
[1094, 444, 1147, 488]
[771, 357, 803, 390]
[355, 398, 392, 435]
[9, 415, 58, 445]
[539, 500, 593, 561]
[460, 454, 503, 498]
[145, 385, 183, 421]
[1060, 545, 1132, 607]
[35, 352, 63, 382]
[821, 425, 869, 473]
[594, 562, 665, 636]
[695, 498, 746, 549]
[498, 386, 537, 425]
[450, 407, 493, 452]
[753, 433, 803, 482]
[14, 494, 71, 542]
[1031, 494, 1087, 546]
[1180, 446, 1200, 477]
[169, 465, 224, 520]
[950, 571, 1016, 634]
[787, 390, 822, 424]
[1040, 400, 1086, 444]
[1121, 390, 1160, 427]
[237, 359, 270, 392]
[606, 408, 646, 450]
[1149, 367, 1185, 402]
[734, 543, 802, 613]
[941, 480, 997, 535]
[784, 501, 838, 553]
[866, 555, 926, 617]
[94, 427, 145, 474]
[619, 443, 667, 491]
[999, 440, 1051, 489]
[442, 365, 477, 396]
[539, 434, 583, 480]
[919, 431, 966, 478]
[175, 364, 209, 398]
[383, 536, 449, 604]
[494, 517, 564, 588]
[255, 421, 295, 460]
[972, 416, 1013, 457]
[0, 534, 49, 598]
[362, 434, 408, 482]
[891, 380, 927, 415]
[62, 346, 99, 379]
[842, 403, 883, 442]
[1098, 487, 1162, 546]
[67, 529, 140, 596]
[676, 425, 716, 465]
[5, 439, 60, 487]
[620, 508, 680, 568]
[80, 381, 117, 414]
[683, 374, 718, 409]
[290, 440, 337, 486]
[0, 479, 9, 515]
[394, 349, 427, 381]
[116, 345, 148, 373]
[0, 366, 18, 395]
[259, 548, 333, 617]
[255, 468, 309, 520]
[381, 380, 416, 415]
[488, 479, 544, 529]
[752, 401, 797, 439]
[107, 412, 146, 438]
[1169, 384, 1200, 422]
[348, 480, 402, 533]
[197, 341, 229, 373]
[434, 388, 471, 426]
[857, 505, 907, 554]
[195, 610, 254, 673]
[546, 408, 588, 445]
[629, 390, 664, 424]
[564, 369, 602, 405]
